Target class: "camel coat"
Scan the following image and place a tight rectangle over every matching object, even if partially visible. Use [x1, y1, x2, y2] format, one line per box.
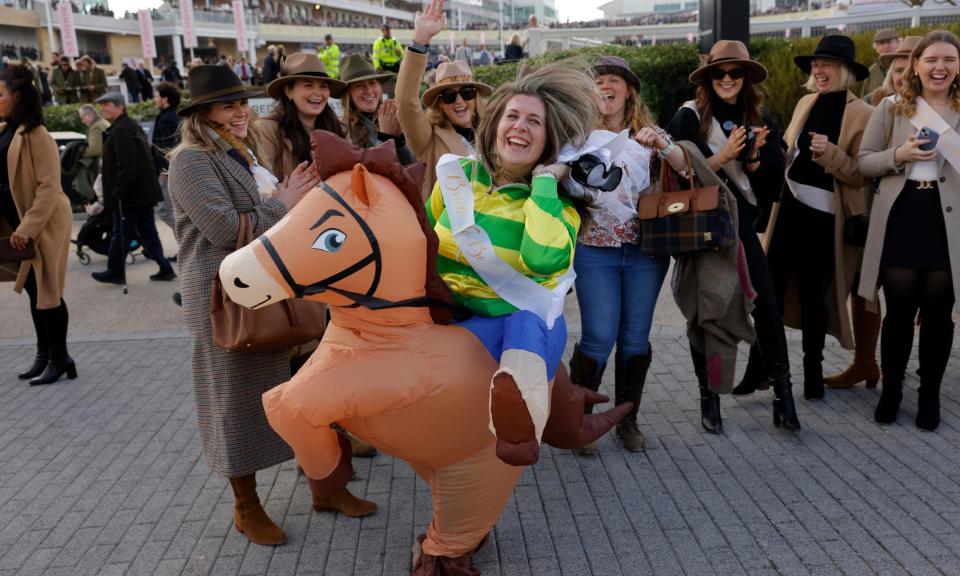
[858, 97, 960, 307]
[254, 116, 301, 181]
[0, 124, 72, 310]
[762, 91, 874, 350]
[396, 48, 470, 200]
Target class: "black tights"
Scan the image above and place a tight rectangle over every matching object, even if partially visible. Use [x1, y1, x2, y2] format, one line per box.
[24, 271, 70, 356]
[880, 267, 954, 386]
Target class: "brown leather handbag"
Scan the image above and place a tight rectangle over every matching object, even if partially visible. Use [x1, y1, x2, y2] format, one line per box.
[0, 237, 35, 264]
[637, 146, 736, 255]
[210, 213, 327, 352]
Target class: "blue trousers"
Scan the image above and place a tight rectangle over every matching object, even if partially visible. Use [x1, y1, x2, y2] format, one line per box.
[573, 243, 669, 365]
[458, 310, 567, 381]
[107, 205, 172, 276]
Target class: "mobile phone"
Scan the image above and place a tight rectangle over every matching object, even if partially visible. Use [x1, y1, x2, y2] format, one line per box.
[918, 127, 940, 151]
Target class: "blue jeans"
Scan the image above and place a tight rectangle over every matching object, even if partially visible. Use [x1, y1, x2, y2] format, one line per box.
[107, 205, 171, 276]
[573, 243, 669, 365]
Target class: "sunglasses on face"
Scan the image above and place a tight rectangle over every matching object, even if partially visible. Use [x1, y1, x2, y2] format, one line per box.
[711, 67, 746, 81]
[439, 86, 477, 104]
[569, 154, 623, 192]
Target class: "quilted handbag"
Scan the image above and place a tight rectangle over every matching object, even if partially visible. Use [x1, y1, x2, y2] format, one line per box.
[210, 213, 327, 352]
[0, 237, 35, 264]
[638, 146, 736, 256]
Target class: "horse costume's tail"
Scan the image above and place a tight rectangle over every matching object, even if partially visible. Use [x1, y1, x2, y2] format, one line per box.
[541, 365, 634, 450]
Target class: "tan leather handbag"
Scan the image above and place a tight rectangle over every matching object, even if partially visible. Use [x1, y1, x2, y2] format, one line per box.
[210, 212, 327, 352]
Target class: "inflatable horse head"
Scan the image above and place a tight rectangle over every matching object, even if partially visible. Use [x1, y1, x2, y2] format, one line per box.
[220, 131, 453, 325]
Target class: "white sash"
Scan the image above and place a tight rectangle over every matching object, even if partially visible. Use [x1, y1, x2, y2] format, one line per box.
[682, 101, 756, 206]
[907, 96, 960, 176]
[435, 154, 575, 329]
[785, 144, 835, 214]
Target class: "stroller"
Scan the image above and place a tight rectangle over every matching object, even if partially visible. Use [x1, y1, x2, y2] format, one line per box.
[73, 209, 144, 265]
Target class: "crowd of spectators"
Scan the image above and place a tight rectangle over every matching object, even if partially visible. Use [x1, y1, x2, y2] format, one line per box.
[1, 44, 39, 61]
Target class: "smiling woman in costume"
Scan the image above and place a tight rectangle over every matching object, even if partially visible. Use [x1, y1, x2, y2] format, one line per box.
[167, 65, 376, 548]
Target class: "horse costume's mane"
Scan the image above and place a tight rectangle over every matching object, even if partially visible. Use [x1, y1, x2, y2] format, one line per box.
[309, 130, 455, 325]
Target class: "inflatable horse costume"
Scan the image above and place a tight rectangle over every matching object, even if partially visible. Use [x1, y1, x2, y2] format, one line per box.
[220, 132, 630, 574]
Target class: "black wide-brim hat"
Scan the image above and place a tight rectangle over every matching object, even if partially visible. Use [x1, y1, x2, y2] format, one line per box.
[179, 65, 263, 117]
[794, 35, 870, 81]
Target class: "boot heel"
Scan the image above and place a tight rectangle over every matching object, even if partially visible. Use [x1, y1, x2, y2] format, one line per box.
[773, 401, 782, 428]
[66, 363, 78, 379]
[865, 378, 878, 389]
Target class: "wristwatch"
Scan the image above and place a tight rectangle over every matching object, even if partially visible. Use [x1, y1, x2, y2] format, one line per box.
[409, 41, 429, 54]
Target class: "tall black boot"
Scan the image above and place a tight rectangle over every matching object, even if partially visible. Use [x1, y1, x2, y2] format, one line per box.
[30, 302, 77, 386]
[691, 348, 722, 434]
[18, 304, 49, 380]
[615, 347, 652, 451]
[732, 343, 769, 395]
[569, 344, 606, 455]
[803, 355, 824, 400]
[916, 320, 953, 432]
[876, 313, 912, 425]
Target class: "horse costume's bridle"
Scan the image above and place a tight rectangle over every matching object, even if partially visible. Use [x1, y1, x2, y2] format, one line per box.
[259, 182, 453, 312]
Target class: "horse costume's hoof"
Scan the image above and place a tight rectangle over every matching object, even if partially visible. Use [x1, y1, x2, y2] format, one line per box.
[412, 534, 486, 576]
[490, 372, 539, 466]
[312, 487, 379, 517]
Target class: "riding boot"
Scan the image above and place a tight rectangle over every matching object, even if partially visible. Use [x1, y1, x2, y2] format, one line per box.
[803, 354, 824, 400]
[19, 304, 49, 380]
[691, 348, 722, 434]
[876, 313, 912, 425]
[229, 473, 287, 546]
[916, 320, 953, 432]
[569, 343, 606, 455]
[825, 296, 881, 389]
[732, 343, 769, 395]
[614, 347, 652, 451]
[29, 302, 77, 386]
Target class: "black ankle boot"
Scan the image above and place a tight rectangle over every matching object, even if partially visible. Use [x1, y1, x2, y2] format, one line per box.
[874, 380, 902, 424]
[699, 383, 723, 434]
[733, 344, 769, 396]
[803, 356, 824, 400]
[18, 349, 50, 380]
[771, 377, 801, 431]
[29, 351, 77, 386]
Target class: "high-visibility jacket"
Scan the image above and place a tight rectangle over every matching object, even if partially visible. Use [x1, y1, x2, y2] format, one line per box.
[372, 36, 403, 69]
[319, 44, 341, 79]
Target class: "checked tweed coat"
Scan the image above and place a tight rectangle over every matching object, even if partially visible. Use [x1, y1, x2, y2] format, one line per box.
[168, 146, 293, 478]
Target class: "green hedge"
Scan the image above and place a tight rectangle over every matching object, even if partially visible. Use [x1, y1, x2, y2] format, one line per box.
[473, 22, 960, 130]
[43, 101, 163, 132]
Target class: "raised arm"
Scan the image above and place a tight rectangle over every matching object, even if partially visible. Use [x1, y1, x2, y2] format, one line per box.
[396, 0, 446, 158]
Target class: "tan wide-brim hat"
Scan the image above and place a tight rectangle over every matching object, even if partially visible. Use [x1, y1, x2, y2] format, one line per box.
[266, 52, 347, 100]
[879, 35, 922, 68]
[688, 40, 768, 85]
[421, 60, 493, 107]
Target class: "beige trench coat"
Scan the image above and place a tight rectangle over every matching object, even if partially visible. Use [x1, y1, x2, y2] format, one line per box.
[396, 48, 470, 200]
[857, 97, 960, 307]
[0, 124, 72, 310]
[762, 91, 874, 350]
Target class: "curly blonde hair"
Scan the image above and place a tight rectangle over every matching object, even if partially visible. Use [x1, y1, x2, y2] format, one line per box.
[476, 60, 602, 184]
[896, 30, 960, 118]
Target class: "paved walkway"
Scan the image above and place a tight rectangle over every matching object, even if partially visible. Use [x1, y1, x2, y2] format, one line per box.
[3, 218, 960, 575]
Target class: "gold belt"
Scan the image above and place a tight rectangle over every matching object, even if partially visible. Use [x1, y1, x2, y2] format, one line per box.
[911, 179, 936, 190]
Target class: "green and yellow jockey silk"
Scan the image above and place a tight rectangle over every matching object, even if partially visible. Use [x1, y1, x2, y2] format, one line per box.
[372, 36, 403, 69]
[319, 44, 340, 79]
[427, 158, 580, 318]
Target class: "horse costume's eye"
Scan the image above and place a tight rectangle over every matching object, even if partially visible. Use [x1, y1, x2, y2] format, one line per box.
[313, 229, 346, 252]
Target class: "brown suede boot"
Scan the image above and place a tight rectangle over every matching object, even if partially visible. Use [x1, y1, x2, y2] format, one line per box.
[567, 344, 606, 456]
[229, 474, 287, 546]
[825, 296, 881, 389]
[614, 350, 651, 452]
[311, 486, 379, 517]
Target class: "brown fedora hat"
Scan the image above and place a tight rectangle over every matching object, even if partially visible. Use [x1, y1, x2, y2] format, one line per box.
[688, 40, 768, 85]
[178, 65, 263, 117]
[266, 52, 347, 100]
[879, 35, 922, 68]
[421, 60, 493, 107]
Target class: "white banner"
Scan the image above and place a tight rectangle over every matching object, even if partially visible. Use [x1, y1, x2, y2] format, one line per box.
[180, 0, 197, 49]
[57, 0, 79, 58]
[138, 11, 157, 59]
[232, 0, 247, 53]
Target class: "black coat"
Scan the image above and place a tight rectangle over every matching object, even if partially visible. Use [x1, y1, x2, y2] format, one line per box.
[263, 54, 277, 84]
[151, 106, 181, 174]
[120, 66, 139, 91]
[138, 68, 154, 100]
[101, 114, 163, 210]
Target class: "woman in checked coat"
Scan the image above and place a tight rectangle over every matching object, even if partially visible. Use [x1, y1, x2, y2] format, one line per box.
[168, 65, 377, 548]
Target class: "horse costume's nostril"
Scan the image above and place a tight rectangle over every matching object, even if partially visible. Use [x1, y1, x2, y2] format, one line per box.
[233, 277, 250, 289]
